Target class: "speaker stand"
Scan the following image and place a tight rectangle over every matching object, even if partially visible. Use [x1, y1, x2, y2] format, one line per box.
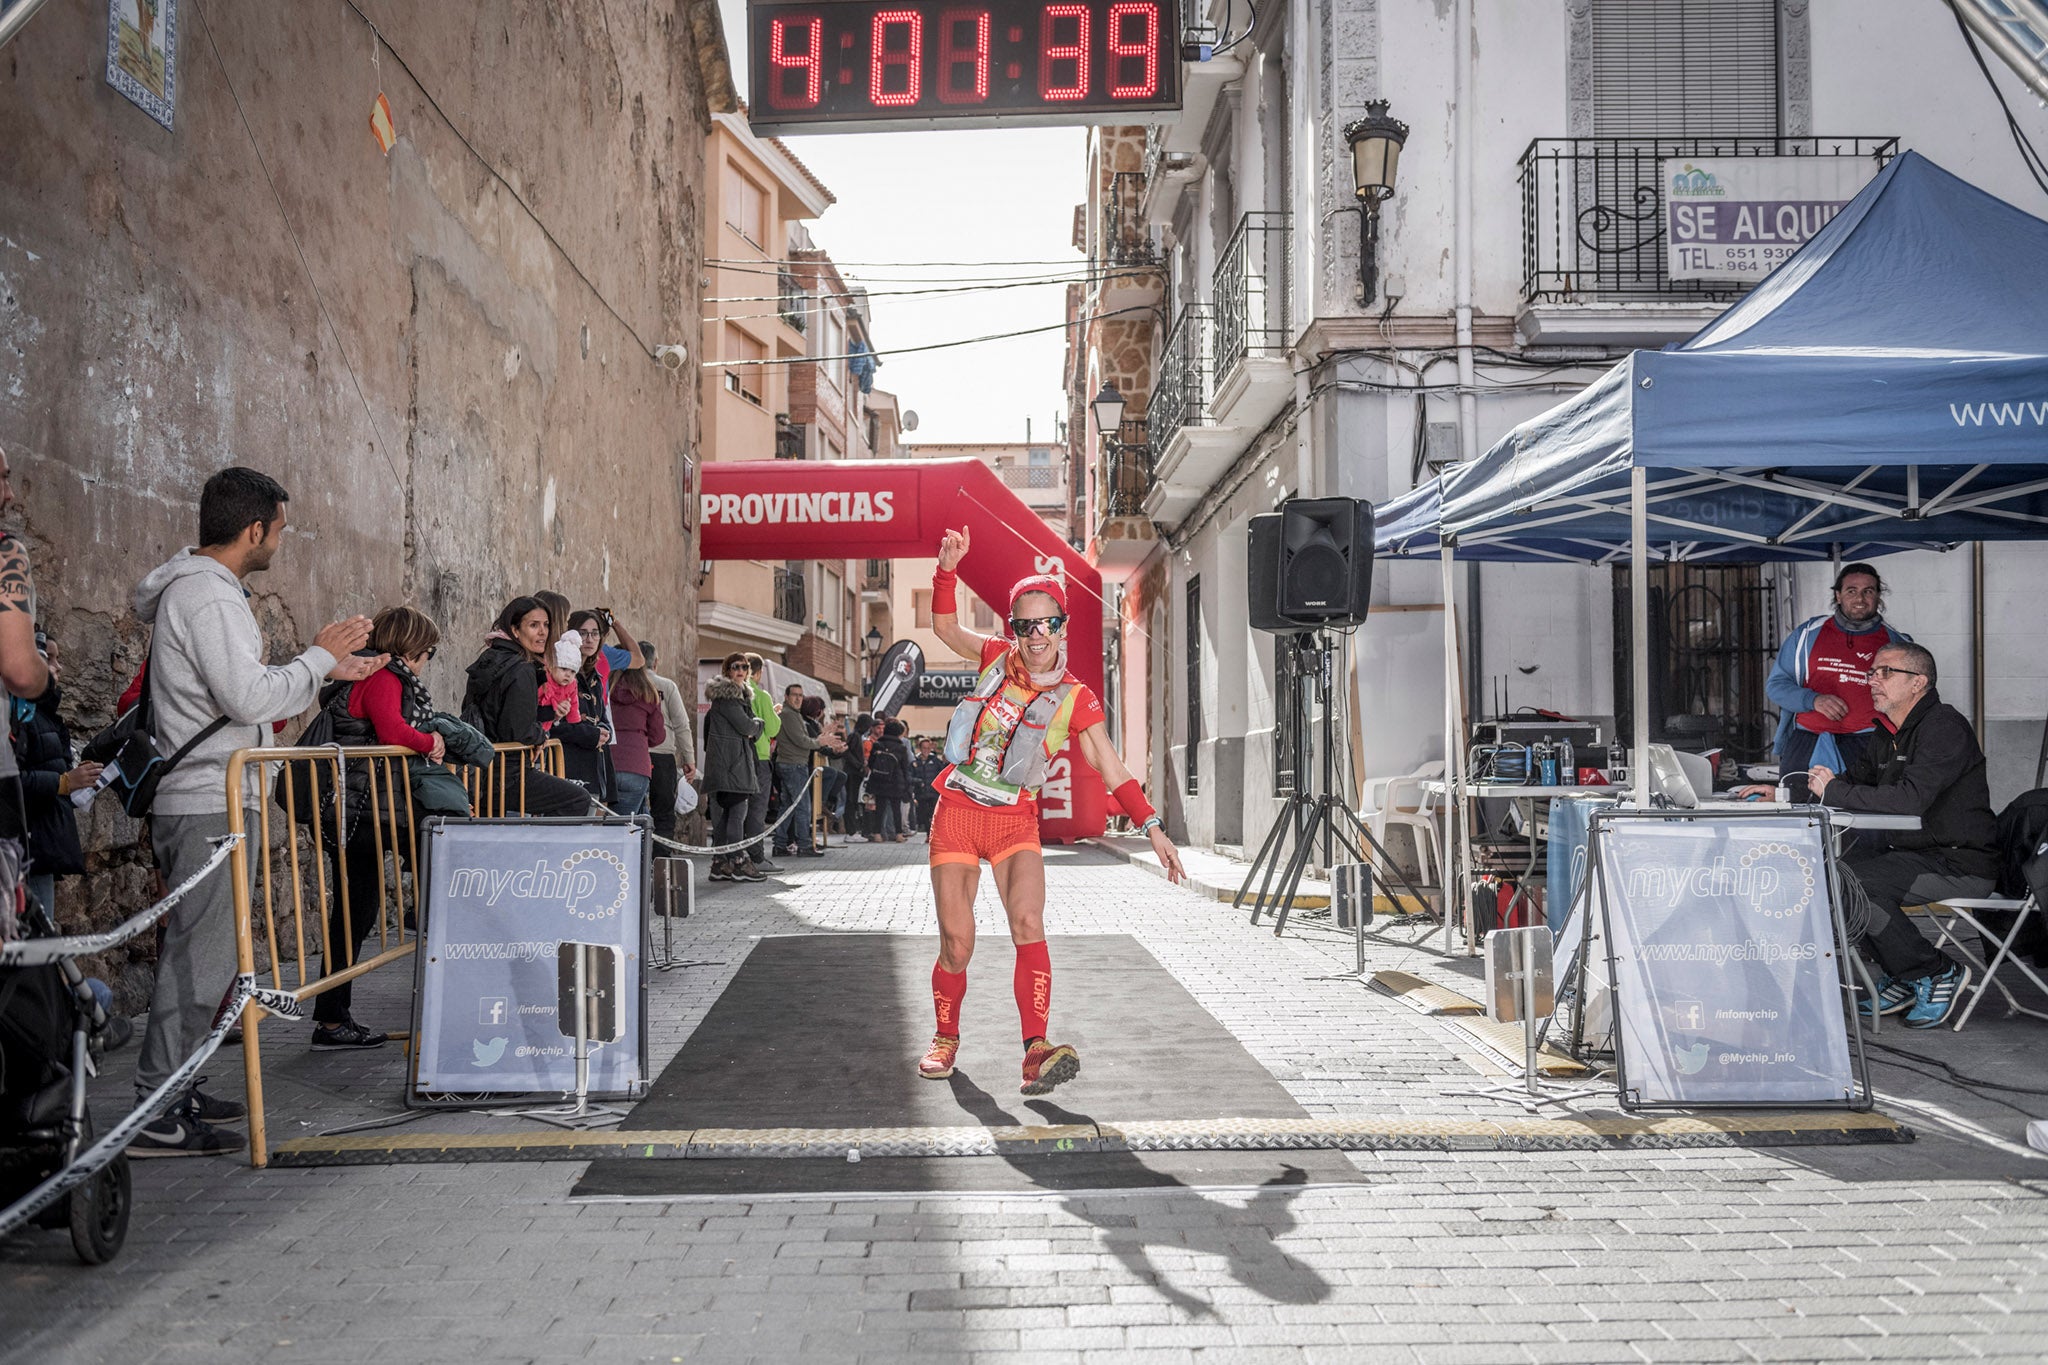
[1233, 632, 1440, 941]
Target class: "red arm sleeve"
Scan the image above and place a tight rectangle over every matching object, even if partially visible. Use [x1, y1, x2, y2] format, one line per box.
[350, 669, 436, 755]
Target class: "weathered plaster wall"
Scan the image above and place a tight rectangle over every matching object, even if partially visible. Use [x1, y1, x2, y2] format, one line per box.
[1, 0, 716, 999]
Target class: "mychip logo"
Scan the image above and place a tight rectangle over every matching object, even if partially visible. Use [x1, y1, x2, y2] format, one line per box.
[446, 849, 631, 922]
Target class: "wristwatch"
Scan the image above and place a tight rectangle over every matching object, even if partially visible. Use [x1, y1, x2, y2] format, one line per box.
[1139, 815, 1164, 836]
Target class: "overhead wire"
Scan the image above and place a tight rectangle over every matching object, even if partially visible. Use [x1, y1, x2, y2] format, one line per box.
[705, 305, 1154, 367]
[1949, 0, 2048, 197]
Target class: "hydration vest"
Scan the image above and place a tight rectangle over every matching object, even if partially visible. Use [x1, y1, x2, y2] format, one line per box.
[942, 654, 1074, 807]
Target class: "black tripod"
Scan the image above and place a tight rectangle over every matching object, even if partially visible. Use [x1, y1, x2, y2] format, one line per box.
[1234, 632, 1437, 938]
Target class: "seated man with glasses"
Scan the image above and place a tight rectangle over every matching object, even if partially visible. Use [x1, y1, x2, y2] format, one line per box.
[1815, 641, 1997, 1028]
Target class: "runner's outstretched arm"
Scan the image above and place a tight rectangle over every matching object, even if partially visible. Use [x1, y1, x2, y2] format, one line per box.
[1077, 725, 1186, 883]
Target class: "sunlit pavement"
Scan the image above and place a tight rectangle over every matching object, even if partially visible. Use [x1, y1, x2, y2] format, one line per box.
[4, 835, 2046, 1365]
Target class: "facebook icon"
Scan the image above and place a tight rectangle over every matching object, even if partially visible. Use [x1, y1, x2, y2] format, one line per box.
[479, 997, 509, 1026]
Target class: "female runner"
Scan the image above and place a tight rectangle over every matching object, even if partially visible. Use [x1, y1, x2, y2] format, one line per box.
[920, 526, 1185, 1094]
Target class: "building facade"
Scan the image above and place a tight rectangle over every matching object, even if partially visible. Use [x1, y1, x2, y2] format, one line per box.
[697, 115, 904, 702]
[1069, 0, 2048, 856]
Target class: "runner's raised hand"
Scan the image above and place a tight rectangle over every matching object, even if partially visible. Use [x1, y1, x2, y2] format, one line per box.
[937, 526, 970, 572]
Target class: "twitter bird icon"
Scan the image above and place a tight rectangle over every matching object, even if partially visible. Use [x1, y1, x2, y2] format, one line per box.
[472, 1036, 508, 1068]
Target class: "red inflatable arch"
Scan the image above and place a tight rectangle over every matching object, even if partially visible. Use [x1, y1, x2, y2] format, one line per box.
[699, 459, 1108, 841]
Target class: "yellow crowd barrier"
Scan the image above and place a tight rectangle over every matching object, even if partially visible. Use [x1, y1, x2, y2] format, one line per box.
[226, 739, 565, 1167]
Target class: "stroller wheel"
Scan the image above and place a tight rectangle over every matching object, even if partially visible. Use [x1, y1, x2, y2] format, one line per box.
[66, 1112, 130, 1266]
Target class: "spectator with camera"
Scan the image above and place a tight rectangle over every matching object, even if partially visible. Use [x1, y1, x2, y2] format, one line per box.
[127, 468, 386, 1157]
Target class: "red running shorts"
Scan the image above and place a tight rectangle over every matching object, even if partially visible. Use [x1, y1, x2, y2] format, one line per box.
[929, 797, 1040, 869]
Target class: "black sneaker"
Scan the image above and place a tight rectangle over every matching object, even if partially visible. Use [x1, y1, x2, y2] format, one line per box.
[128, 1101, 247, 1158]
[187, 1081, 247, 1122]
[311, 1019, 388, 1049]
[99, 1015, 135, 1052]
[797, 848, 826, 857]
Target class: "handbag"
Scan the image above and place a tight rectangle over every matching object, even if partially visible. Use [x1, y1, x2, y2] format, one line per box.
[91, 655, 230, 819]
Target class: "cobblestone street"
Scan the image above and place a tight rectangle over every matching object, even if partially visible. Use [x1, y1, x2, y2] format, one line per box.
[4, 837, 2045, 1364]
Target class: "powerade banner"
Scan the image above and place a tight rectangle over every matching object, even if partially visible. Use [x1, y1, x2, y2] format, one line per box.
[412, 819, 649, 1101]
[1592, 812, 1860, 1109]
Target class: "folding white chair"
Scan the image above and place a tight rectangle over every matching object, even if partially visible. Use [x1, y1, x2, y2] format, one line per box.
[1360, 760, 1445, 891]
[1913, 892, 2048, 1031]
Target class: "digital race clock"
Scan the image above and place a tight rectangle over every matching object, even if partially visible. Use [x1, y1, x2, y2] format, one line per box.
[746, 0, 1184, 133]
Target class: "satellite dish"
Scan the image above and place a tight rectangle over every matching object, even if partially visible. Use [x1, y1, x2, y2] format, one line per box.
[902, 410, 920, 432]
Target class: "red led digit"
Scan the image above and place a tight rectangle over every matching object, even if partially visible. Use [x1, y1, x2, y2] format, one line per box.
[768, 15, 823, 109]
[1107, 2, 1159, 98]
[870, 10, 924, 107]
[937, 9, 991, 104]
[1040, 4, 1090, 100]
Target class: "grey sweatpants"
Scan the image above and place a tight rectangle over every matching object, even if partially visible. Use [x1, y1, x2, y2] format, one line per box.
[135, 810, 253, 1101]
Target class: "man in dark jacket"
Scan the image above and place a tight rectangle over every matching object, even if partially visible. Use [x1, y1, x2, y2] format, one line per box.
[1816, 641, 1995, 1029]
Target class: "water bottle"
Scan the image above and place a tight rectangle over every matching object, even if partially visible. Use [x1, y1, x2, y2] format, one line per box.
[1558, 739, 1575, 787]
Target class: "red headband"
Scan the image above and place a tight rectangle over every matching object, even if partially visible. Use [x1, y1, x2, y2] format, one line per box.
[1008, 574, 1068, 618]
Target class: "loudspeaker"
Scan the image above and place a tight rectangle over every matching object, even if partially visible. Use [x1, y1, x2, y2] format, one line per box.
[1277, 497, 1374, 627]
[1247, 513, 1301, 633]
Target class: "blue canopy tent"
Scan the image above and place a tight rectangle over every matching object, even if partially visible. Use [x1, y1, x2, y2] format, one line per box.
[1371, 152, 2048, 941]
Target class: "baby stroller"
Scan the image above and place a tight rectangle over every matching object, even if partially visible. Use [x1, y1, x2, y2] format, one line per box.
[0, 901, 131, 1265]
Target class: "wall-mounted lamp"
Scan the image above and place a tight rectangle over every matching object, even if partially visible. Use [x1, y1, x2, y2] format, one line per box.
[1090, 381, 1126, 440]
[655, 343, 689, 372]
[696, 559, 712, 587]
[1342, 99, 1409, 310]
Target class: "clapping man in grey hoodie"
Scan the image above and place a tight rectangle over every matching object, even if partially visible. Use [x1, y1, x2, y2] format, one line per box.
[128, 468, 386, 1157]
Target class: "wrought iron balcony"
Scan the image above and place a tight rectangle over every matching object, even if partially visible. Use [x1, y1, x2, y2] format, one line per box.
[1098, 419, 1153, 520]
[1518, 137, 1898, 305]
[1149, 303, 1214, 447]
[775, 417, 806, 460]
[1214, 211, 1291, 375]
[778, 267, 809, 333]
[1101, 170, 1157, 267]
[863, 559, 892, 591]
[772, 566, 806, 625]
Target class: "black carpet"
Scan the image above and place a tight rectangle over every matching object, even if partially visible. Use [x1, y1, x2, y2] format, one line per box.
[573, 933, 1366, 1196]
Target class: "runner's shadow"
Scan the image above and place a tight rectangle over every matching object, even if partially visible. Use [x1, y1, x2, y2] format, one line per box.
[946, 1075, 1332, 1317]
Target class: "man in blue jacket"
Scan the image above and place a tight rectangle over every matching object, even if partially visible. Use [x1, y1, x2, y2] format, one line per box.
[1765, 564, 1909, 788]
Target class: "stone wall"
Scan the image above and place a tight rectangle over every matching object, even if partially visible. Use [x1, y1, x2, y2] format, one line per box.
[0, 0, 727, 1003]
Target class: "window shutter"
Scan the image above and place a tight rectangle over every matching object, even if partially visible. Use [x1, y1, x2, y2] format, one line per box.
[1588, 0, 1780, 139]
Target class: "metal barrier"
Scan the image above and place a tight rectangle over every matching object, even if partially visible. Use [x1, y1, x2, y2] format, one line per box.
[226, 739, 564, 1167]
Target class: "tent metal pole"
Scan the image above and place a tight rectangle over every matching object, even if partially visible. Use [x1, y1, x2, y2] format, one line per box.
[1631, 468, 1651, 808]
[1441, 545, 1467, 952]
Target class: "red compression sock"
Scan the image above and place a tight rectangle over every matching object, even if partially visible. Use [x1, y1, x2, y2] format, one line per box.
[1013, 940, 1051, 1043]
[931, 963, 967, 1038]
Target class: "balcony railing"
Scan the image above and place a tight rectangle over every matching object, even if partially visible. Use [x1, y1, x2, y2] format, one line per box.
[1214, 211, 1291, 374]
[775, 417, 805, 460]
[1149, 303, 1213, 446]
[863, 559, 892, 590]
[1099, 418, 1153, 520]
[999, 464, 1060, 492]
[778, 267, 809, 333]
[1102, 170, 1157, 267]
[772, 566, 806, 625]
[1518, 136, 1898, 305]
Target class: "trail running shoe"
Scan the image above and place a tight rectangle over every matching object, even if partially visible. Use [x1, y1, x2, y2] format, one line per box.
[1020, 1039, 1079, 1096]
[1904, 962, 1971, 1029]
[1859, 973, 1916, 1018]
[918, 1033, 961, 1080]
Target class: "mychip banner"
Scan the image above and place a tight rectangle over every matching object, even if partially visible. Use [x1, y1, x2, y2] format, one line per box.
[1663, 156, 1879, 281]
[1592, 811, 1863, 1109]
[411, 819, 649, 1103]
